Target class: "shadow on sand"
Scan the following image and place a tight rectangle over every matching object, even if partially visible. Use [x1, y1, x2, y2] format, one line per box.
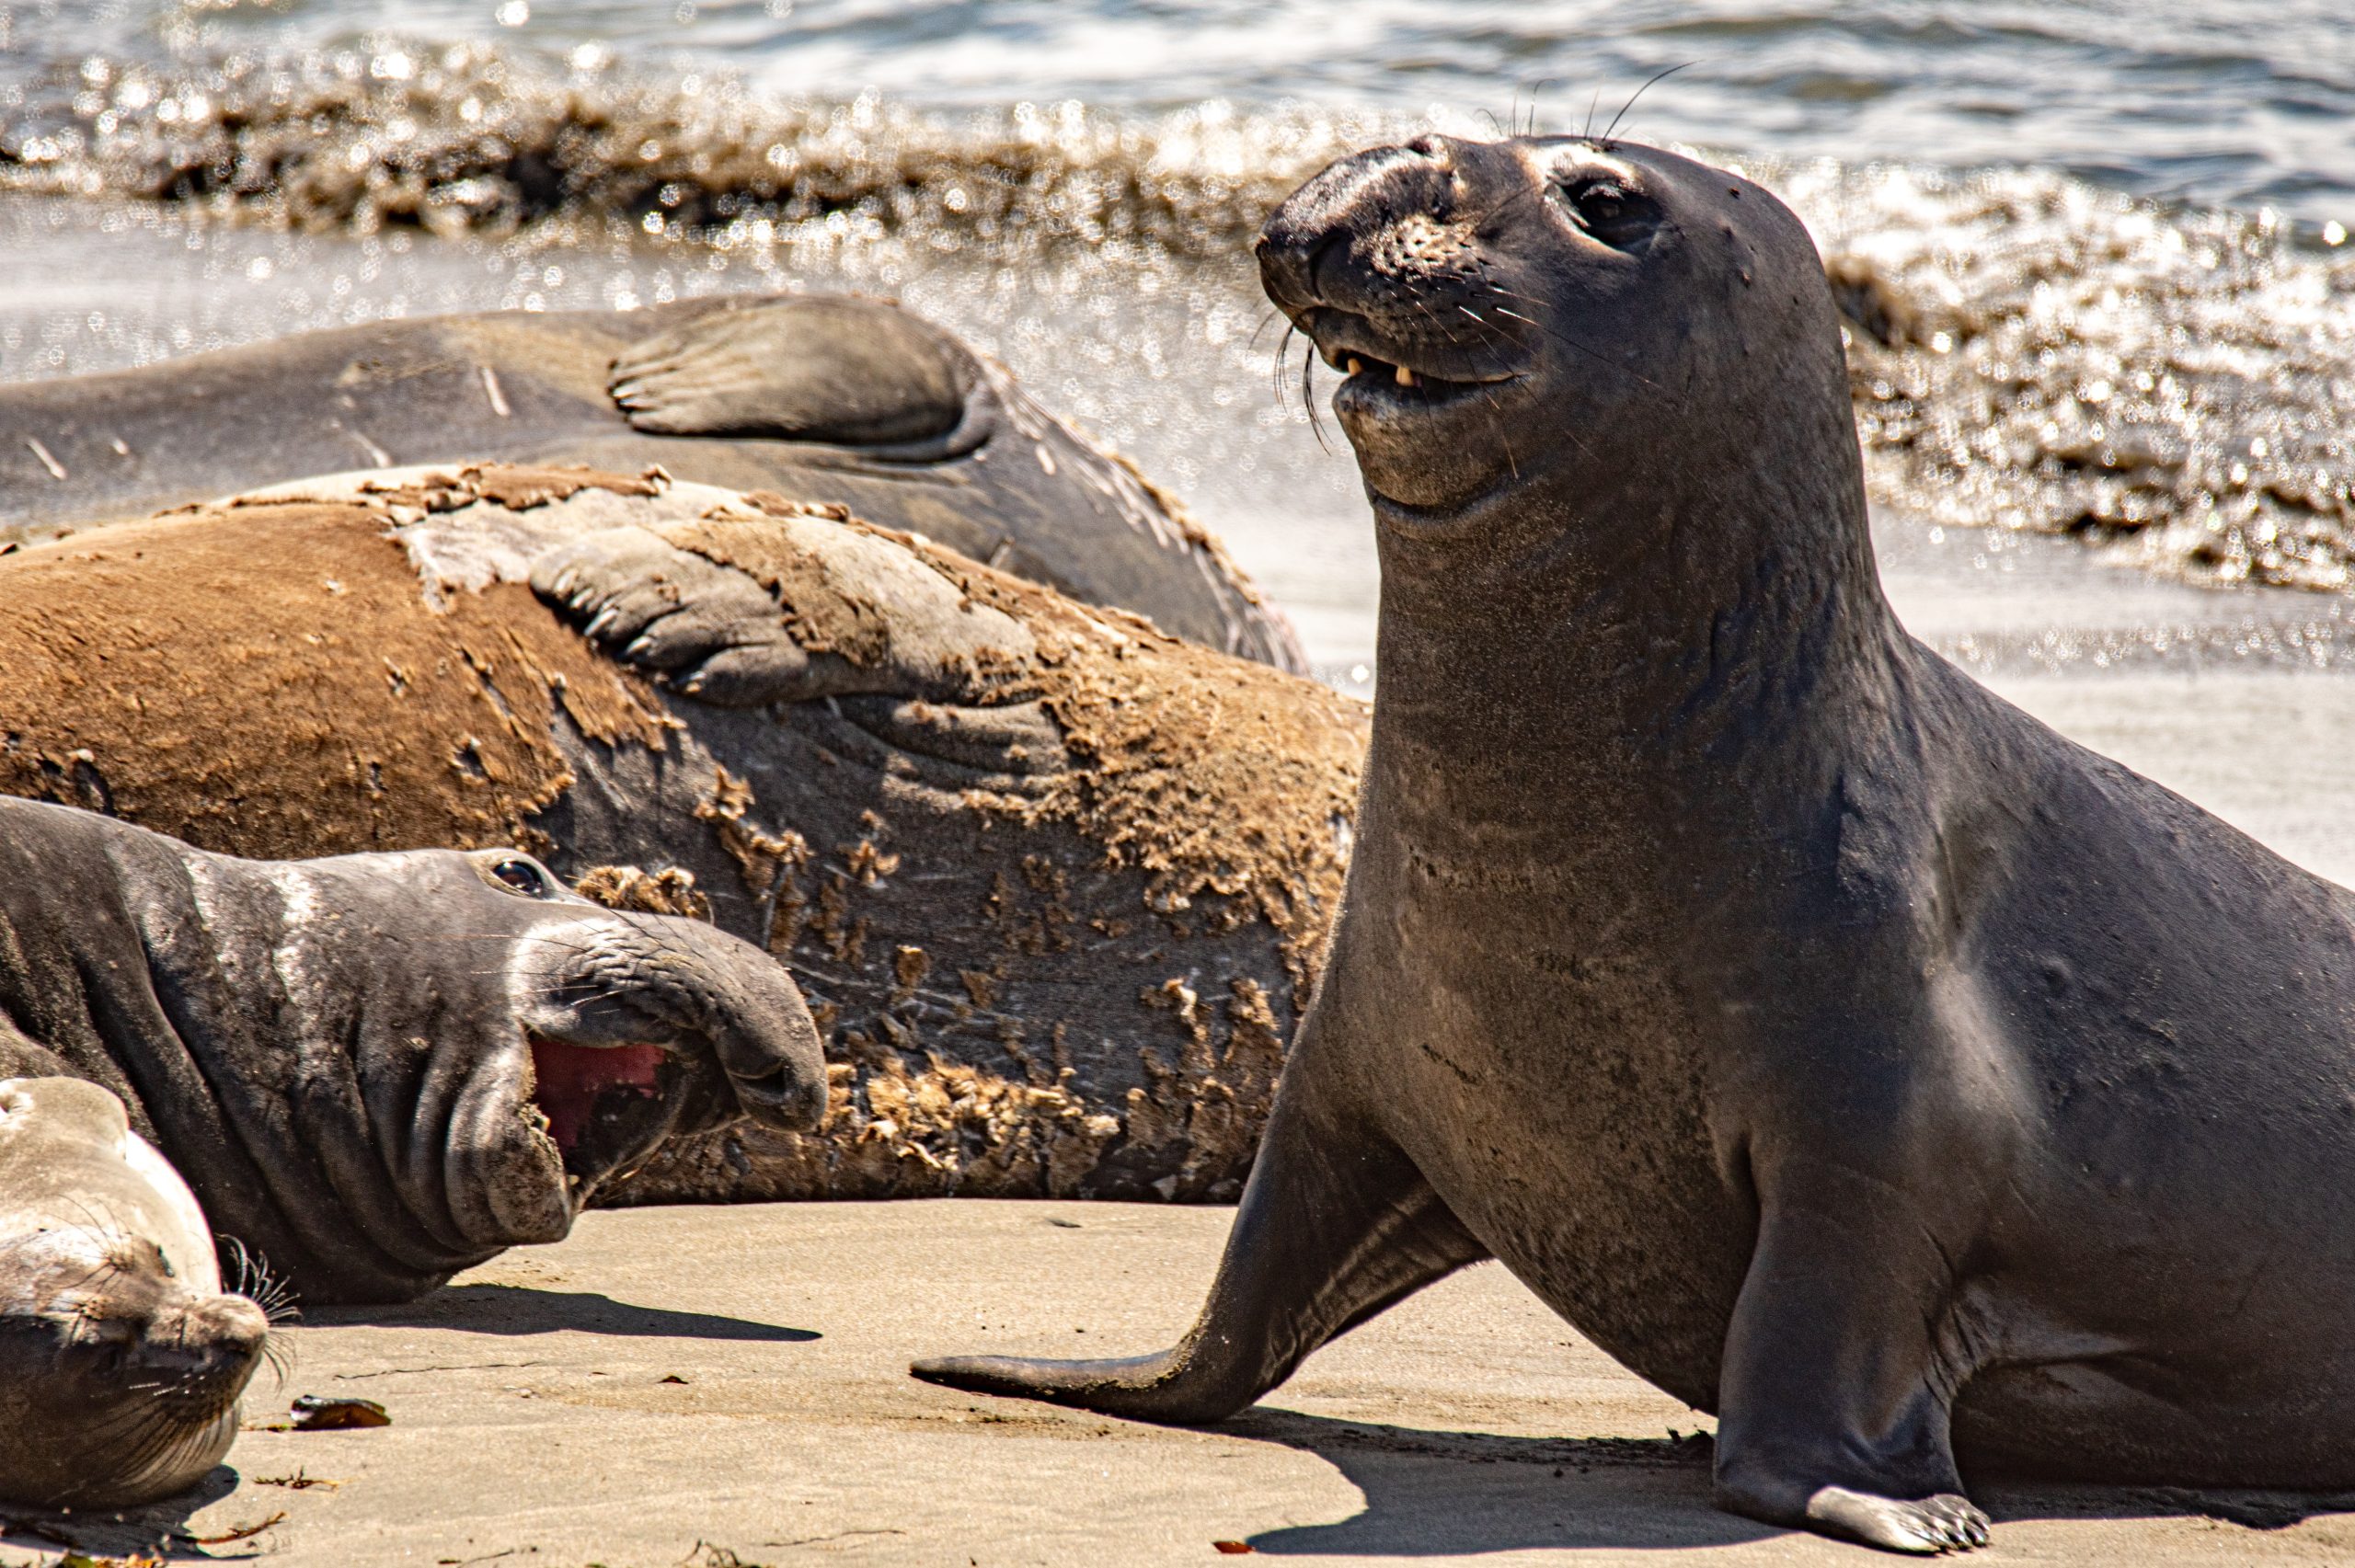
[0, 1464, 274, 1562]
[304, 1283, 820, 1342]
[1223, 1411, 2355, 1556]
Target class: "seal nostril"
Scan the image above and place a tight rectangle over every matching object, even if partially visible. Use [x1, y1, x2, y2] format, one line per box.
[1304, 230, 1350, 304]
[1406, 134, 1446, 162]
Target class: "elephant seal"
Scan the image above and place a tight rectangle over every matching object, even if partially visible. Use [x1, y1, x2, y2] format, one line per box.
[913, 134, 2355, 1552]
[0, 1075, 269, 1508]
[0, 292, 1302, 670]
[0, 795, 825, 1303]
[0, 465, 1364, 1207]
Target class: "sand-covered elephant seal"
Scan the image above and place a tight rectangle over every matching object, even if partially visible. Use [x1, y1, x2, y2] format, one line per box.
[0, 292, 1302, 670]
[0, 1075, 268, 1507]
[913, 135, 2355, 1552]
[0, 465, 1364, 1206]
[0, 796, 824, 1303]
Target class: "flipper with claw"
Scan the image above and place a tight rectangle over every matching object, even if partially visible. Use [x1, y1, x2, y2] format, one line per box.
[530, 510, 1068, 774]
[532, 511, 1039, 705]
[910, 1036, 1489, 1424]
[608, 295, 986, 452]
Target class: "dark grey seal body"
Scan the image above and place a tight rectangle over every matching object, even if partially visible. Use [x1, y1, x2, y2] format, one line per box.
[0, 467, 1364, 1207]
[0, 292, 1301, 670]
[913, 134, 2355, 1552]
[0, 1075, 268, 1507]
[0, 795, 825, 1305]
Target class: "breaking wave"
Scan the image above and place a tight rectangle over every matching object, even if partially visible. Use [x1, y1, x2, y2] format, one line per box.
[4, 37, 2352, 601]
[0, 40, 1359, 253]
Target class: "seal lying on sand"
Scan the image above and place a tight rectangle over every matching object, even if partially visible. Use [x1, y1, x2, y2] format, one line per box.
[0, 467, 1364, 1206]
[0, 292, 1301, 670]
[914, 135, 2355, 1552]
[0, 796, 824, 1303]
[0, 1075, 268, 1507]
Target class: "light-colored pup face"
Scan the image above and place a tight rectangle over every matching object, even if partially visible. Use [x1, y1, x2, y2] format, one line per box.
[0, 1078, 270, 1507]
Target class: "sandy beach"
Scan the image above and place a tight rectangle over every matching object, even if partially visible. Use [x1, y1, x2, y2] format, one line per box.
[17, 1192, 2349, 1568]
[12, 534, 2353, 1564]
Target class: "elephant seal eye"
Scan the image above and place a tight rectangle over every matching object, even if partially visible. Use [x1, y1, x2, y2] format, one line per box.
[1555, 178, 1655, 249]
[488, 857, 550, 897]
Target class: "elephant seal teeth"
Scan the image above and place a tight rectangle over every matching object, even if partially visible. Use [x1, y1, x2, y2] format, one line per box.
[1396, 364, 1418, 387]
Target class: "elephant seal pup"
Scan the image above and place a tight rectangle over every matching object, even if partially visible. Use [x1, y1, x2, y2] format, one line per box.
[0, 466, 1365, 1206]
[0, 292, 1303, 670]
[0, 796, 824, 1303]
[914, 135, 2355, 1551]
[0, 1076, 270, 1508]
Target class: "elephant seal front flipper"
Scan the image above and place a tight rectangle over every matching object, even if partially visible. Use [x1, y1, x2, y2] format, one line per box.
[530, 505, 1040, 711]
[913, 1070, 1489, 1421]
[610, 294, 985, 453]
[534, 511, 1082, 775]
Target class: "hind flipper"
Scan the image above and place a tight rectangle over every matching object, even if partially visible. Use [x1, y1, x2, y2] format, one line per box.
[608, 295, 981, 446]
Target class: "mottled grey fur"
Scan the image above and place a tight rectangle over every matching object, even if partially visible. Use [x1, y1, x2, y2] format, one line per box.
[0, 798, 823, 1304]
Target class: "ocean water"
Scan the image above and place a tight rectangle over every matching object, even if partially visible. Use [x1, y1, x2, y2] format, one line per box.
[5, 1, 2355, 672]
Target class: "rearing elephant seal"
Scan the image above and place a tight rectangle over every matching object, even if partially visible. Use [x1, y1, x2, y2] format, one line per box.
[915, 135, 2355, 1551]
[0, 1075, 268, 1507]
[0, 795, 825, 1303]
[0, 292, 1303, 670]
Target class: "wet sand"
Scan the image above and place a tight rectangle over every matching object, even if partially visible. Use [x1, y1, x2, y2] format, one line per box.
[14, 1197, 2350, 1568]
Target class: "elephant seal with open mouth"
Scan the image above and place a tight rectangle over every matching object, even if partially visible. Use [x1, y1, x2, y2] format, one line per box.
[0, 292, 1302, 670]
[0, 465, 1364, 1207]
[0, 1074, 268, 1507]
[0, 796, 824, 1304]
[913, 134, 2355, 1552]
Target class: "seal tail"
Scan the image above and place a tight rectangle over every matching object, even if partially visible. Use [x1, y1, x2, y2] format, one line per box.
[911, 1085, 1488, 1424]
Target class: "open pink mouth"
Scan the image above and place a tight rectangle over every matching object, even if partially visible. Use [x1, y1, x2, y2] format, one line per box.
[527, 1035, 668, 1155]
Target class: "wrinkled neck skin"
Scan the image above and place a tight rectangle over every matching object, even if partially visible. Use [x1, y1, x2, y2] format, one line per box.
[0, 820, 531, 1303]
[155, 843, 531, 1301]
[1361, 359, 1911, 931]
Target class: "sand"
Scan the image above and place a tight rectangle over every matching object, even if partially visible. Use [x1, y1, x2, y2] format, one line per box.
[10, 1196, 2350, 1568]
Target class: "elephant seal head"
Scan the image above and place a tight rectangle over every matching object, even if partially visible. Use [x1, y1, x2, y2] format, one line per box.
[132, 837, 829, 1302]
[0, 1076, 269, 1507]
